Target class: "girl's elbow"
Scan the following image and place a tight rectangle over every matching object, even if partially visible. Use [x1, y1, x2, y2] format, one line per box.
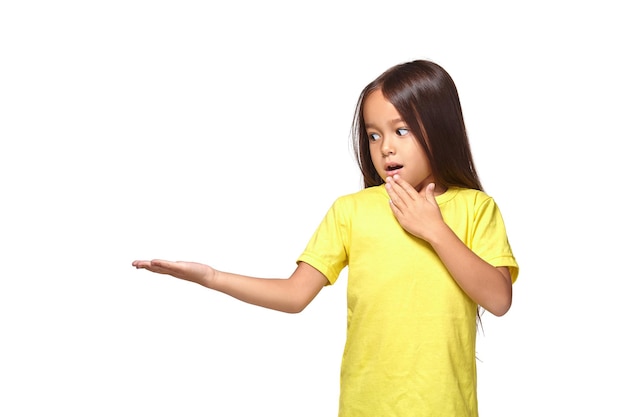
[488, 294, 513, 317]
[490, 302, 511, 317]
[283, 297, 312, 314]
[284, 305, 307, 314]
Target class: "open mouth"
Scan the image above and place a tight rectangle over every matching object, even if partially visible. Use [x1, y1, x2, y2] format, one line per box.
[385, 164, 404, 175]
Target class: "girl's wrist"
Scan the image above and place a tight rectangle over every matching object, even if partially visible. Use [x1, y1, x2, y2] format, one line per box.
[201, 267, 219, 289]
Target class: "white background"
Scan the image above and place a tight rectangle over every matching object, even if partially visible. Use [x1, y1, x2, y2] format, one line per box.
[1, 1, 624, 416]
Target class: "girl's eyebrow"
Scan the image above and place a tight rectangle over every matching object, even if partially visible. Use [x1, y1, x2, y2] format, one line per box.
[365, 118, 405, 129]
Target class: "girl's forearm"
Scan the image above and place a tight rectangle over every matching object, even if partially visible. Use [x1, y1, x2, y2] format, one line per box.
[428, 225, 512, 316]
[208, 263, 327, 314]
[209, 272, 300, 313]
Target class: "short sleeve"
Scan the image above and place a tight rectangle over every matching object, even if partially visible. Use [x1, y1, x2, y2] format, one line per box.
[472, 197, 519, 283]
[297, 199, 350, 285]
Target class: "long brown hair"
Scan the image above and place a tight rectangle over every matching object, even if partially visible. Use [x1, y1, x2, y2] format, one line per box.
[352, 60, 483, 191]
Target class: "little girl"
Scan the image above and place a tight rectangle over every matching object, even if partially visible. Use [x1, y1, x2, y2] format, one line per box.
[133, 59, 519, 417]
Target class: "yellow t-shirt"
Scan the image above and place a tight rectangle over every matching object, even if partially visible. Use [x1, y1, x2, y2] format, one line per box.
[298, 185, 518, 417]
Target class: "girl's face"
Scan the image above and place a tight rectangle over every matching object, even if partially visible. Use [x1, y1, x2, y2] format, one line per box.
[364, 89, 438, 193]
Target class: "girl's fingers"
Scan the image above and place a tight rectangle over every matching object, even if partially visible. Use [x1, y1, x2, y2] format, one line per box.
[132, 260, 152, 269]
[385, 175, 415, 207]
[391, 175, 417, 197]
[385, 178, 402, 208]
[424, 183, 437, 203]
[133, 259, 179, 275]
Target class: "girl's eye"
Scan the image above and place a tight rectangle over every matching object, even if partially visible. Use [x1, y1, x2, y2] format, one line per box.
[397, 128, 409, 136]
[369, 132, 381, 142]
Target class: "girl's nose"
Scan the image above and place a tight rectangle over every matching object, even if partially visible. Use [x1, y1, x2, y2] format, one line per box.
[381, 137, 395, 156]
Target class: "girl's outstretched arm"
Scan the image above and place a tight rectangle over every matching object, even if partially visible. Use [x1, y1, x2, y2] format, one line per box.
[132, 260, 328, 314]
[385, 175, 513, 316]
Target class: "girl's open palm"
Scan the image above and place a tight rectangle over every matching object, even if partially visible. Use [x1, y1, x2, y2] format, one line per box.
[385, 175, 445, 242]
[132, 259, 215, 287]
